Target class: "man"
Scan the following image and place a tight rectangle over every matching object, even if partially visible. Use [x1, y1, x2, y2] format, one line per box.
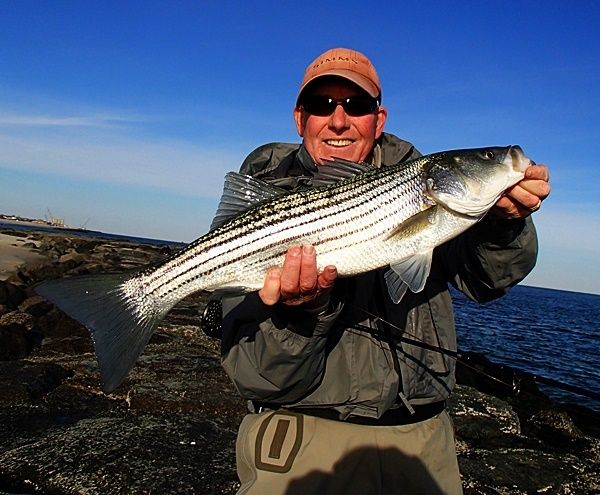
[218, 48, 550, 494]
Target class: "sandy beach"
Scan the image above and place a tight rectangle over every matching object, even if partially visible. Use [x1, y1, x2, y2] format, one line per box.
[0, 232, 46, 281]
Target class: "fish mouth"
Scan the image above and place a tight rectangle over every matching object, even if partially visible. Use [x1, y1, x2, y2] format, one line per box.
[507, 145, 533, 172]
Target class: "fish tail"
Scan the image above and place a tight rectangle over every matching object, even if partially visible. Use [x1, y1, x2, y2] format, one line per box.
[35, 272, 169, 393]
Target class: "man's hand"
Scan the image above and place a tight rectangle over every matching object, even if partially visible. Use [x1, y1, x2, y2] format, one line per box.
[491, 164, 551, 219]
[258, 244, 338, 309]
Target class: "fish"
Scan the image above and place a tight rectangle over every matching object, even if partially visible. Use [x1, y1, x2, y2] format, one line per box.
[35, 145, 532, 392]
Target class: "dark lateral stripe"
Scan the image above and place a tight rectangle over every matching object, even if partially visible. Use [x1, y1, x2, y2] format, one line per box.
[148, 194, 418, 296]
[144, 165, 425, 292]
[171, 163, 421, 259]
[147, 181, 423, 294]
[182, 172, 417, 264]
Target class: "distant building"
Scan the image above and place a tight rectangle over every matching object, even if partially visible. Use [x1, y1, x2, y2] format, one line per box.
[48, 217, 65, 227]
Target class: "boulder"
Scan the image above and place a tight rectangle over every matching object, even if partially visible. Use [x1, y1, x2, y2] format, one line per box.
[0, 281, 26, 309]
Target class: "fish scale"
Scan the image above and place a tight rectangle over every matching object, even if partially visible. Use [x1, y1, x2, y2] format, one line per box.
[35, 145, 532, 392]
[140, 158, 428, 300]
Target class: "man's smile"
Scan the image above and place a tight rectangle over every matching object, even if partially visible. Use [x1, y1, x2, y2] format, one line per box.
[324, 139, 354, 147]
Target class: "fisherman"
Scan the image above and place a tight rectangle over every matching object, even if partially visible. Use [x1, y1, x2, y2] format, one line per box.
[217, 48, 551, 494]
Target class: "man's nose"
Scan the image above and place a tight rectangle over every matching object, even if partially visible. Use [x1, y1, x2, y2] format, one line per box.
[328, 104, 350, 130]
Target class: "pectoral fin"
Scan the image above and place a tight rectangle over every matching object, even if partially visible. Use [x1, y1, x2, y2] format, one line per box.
[385, 251, 433, 304]
[383, 207, 438, 304]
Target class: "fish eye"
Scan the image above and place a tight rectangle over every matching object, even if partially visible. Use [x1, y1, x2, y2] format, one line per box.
[484, 151, 495, 159]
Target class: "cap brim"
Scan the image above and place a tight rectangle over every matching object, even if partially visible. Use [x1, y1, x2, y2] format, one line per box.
[297, 69, 380, 103]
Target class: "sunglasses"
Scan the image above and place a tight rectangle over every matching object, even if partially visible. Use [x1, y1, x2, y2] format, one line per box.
[301, 95, 379, 117]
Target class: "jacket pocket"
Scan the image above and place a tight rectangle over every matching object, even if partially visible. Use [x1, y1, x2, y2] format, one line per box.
[401, 288, 456, 401]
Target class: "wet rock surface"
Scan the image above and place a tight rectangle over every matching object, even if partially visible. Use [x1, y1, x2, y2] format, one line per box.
[0, 228, 598, 494]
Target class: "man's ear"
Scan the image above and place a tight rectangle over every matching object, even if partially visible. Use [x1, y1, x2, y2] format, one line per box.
[294, 107, 305, 137]
[375, 105, 387, 139]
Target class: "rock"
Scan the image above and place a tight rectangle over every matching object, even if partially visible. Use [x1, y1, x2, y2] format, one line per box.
[0, 311, 40, 360]
[0, 311, 35, 330]
[0, 362, 72, 402]
[12, 262, 65, 285]
[18, 295, 53, 317]
[459, 447, 584, 494]
[450, 385, 600, 494]
[35, 308, 89, 340]
[448, 385, 521, 444]
[526, 409, 587, 449]
[0, 281, 26, 309]
[73, 240, 102, 254]
[0, 323, 32, 360]
[0, 414, 240, 495]
[58, 251, 86, 270]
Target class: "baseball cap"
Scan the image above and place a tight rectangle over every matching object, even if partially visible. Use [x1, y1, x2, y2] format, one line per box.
[297, 48, 382, 104]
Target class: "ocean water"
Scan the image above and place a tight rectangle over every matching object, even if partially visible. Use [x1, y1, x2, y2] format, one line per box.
[452, 285, 600, 411]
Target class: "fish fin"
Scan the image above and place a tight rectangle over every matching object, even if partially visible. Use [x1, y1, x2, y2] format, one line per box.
[384, 251, 433, 304]
[35, 272, 170, 393]
[390, 251, 433, 293]
[311, 158, 374, 187]
[382, 207, 438, 303]
[385, 251, 433, 303]
[210, 172, 288, 230]
[383, 269, 410, 304]
[386, 206, 438, 240]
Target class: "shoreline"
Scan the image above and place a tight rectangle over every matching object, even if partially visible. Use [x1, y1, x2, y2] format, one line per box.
[0, 232, 47, 281]
[0, 214, 79, 230]
[0, 218, 184, 248]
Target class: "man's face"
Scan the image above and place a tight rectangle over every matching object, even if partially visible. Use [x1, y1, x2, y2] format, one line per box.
[294, 78, 387, 165]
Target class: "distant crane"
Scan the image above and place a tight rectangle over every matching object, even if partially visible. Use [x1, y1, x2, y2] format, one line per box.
[45, 208, 65, 227]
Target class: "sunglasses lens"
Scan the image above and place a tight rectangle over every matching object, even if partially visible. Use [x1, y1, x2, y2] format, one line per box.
[302, 96, 377, 117]
[302, 96, 336, 116]
[344, 98, 378, 116]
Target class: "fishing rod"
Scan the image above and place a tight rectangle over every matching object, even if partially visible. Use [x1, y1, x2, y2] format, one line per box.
[203, 298, 599, 406]
[355, 307, 600, 404]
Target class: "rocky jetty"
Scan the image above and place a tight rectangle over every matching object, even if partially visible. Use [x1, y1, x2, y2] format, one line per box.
[0, 228, 598, 494]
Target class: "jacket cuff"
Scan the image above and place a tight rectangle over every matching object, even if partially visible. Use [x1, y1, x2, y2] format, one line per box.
[271, 299, 342, 337]
[223, 292, 341, 338]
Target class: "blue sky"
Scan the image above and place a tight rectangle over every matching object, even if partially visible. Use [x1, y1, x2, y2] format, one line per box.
[1, 1, 599, 294]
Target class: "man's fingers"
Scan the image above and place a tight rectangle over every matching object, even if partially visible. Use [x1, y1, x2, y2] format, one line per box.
[258, 267, 282, 306]
[492, 163, 551, 219]
[259, 245, 337, 307]
[523, 180, 551, 200]
[525, 164, 550, 182]
[279, 246, 303, 298]
[299, 245, 318, 295]
[504, 185, 542, 210]
[318, 265, 338, 291]
[504, 180, 550, 209]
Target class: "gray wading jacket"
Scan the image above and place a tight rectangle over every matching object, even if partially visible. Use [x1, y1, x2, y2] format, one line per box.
[220, 133, 538, 420]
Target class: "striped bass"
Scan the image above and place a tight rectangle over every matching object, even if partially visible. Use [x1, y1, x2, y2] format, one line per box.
[36, 145, 532, 392]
